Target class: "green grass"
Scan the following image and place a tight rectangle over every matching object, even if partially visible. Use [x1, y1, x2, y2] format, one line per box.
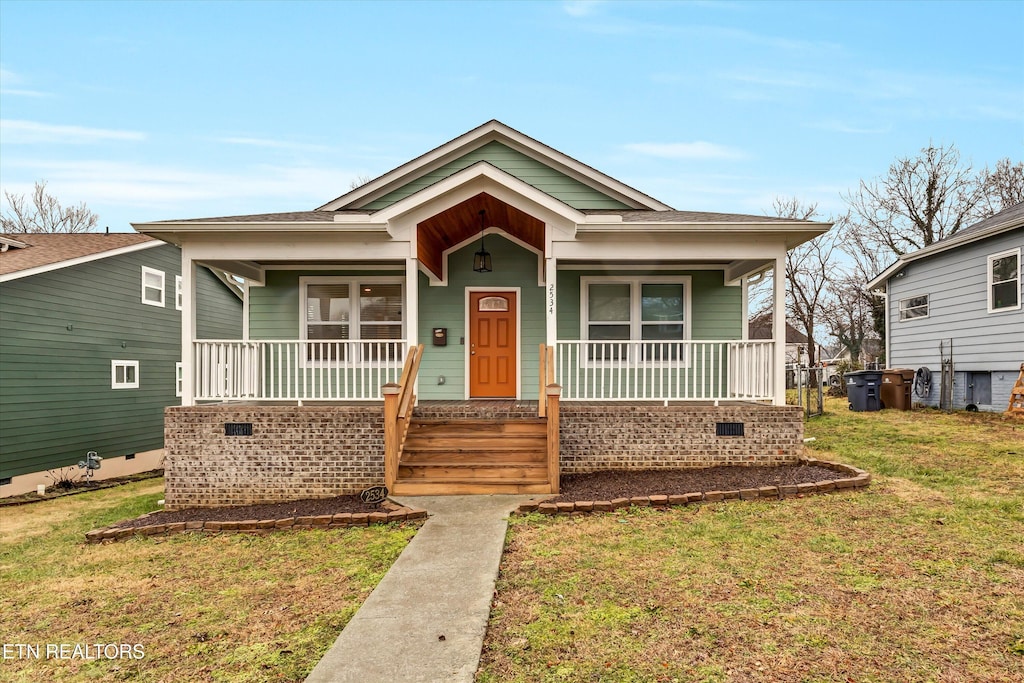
[0, 480, 419, 682]
[479, 399, 1024, 682]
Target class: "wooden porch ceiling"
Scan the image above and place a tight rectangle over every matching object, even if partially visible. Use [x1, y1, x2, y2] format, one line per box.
[417, 192, 545, 279]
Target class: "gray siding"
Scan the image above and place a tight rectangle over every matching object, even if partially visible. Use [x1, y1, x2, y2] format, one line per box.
[0, 245, 241, 478]
[887, 227, 1023, 410]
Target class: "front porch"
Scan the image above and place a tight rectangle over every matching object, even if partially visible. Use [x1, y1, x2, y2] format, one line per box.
[162, 344, 803, 508]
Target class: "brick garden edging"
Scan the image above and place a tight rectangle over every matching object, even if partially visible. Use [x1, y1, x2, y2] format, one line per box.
[516, 458, 871, 516]
[84, 501, 427, 543]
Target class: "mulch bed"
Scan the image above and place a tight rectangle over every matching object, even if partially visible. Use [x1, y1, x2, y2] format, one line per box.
[108, 495, 384, 530]
[546, 464, 840, 503]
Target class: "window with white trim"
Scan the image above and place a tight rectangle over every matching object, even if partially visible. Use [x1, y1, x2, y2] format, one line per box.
[301, 277, 404, 362]
[582, 277, 690, 361]
[141, 267, 165, 307]
[988, 248, 1020, 312]
[175, 362, 183, 397]
[175, 275, 183, 311]
[898, 295, 929, 321]
[111, 360, 139, 389]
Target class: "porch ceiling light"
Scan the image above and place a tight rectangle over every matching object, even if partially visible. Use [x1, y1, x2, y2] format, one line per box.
[473, 209, 492, 273]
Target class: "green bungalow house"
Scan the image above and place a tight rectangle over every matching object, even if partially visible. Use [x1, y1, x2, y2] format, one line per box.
[0, 233, 242, 497]
[135, 121, 830, 507]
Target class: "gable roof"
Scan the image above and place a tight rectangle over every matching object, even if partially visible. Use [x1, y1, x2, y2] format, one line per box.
[0, 232, 158, 281]
[866, 201, 1024, 290]
[317, 120, 673, 212]
[748, 314, 809, 344]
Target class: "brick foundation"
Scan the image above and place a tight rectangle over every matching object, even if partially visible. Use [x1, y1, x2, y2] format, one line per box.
[163, 405, 384, 510]
[164, 402, 803, 509]
[559, 403, 803, 472]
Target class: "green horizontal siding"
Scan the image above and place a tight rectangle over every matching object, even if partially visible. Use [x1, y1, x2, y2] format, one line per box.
[417, 235, 545, 400]
[0, 244, 241, 478]
[363, 141, 632, 211]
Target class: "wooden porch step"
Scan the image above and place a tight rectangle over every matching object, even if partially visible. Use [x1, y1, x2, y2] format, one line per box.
[401, 448, 546, 463]
[406, 419, 546, 435]
[391, 480, 553, 495]
[393, 414, 554, 495]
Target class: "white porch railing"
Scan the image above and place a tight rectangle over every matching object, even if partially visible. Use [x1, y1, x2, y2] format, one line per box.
[193, 340, 406, 402]
[552, 340, 775, 402]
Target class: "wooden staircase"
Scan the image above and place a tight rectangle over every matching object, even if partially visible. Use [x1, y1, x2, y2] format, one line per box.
[392, 417, 552, 495]
[1008, 363, 1024, 416]
[384, 344, 562, 496]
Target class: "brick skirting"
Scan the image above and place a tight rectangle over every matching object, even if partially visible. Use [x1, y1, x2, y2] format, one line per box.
[163, 405, 384, 510]
[164, 402, 803, 509]
[559, 403, 804, 472]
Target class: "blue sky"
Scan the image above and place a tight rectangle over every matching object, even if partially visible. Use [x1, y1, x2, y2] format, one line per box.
[1, 0, 1021, 232]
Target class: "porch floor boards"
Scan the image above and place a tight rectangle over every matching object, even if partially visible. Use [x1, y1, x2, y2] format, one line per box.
[392, 408, 553, 496]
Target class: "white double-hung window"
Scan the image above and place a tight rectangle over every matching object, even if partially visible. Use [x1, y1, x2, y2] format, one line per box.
[583, 276, 690, 362]
[301, 277, 404, 362]
[141, 267, 165, 307]
[988, 248, 1020, 313]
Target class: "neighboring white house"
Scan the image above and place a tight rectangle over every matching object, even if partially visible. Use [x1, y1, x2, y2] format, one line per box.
[867, 201, 1024, 412]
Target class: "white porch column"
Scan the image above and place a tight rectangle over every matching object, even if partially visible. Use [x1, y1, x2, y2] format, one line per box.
[545, 257, 557, 346]
[772, 251, 786, 406]
[405, 257, 419, 348]
[180, 246, 197, 407]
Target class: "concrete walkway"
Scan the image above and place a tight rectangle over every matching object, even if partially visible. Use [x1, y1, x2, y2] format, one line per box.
[305, 495, 536, 683]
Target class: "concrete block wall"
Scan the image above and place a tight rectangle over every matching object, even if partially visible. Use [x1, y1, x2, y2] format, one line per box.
[163, 405, 384, 509]
[558, 403, 804, 473]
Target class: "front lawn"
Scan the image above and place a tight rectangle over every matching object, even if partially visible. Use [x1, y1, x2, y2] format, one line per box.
[479, 399, 1024, 682]
[0, 480, 418, 682]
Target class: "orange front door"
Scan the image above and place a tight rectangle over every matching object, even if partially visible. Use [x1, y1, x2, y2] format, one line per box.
[469, 291, 517, 398]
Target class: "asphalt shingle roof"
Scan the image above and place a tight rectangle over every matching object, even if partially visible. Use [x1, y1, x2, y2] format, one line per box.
[0, 232, 155, 276]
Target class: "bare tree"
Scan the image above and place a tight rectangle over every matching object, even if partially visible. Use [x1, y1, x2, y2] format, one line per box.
[2, 181, 99, 233]
[979, 158, 1024, 215]
[824, 269, 877, 364]
[844, 143, 984, 259]
[752, 197, 839, 368]
[348, 174, 374, 191]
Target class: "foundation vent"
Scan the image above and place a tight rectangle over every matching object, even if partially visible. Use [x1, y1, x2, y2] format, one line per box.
[225, 423, 253, 437]
[716, 422, 745, 437]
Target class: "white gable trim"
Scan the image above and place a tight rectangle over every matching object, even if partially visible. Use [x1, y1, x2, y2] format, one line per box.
[317, 120, 671, 212]
[0, 240, 162, 283]
[866, 221, 1023, 291]
[375, 161, 585, 238]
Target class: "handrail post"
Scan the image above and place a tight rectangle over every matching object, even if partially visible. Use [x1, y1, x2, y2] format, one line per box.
[383, 383, 401, 491]
[546, 383, 561, 494]
[538, 344, 547, 418]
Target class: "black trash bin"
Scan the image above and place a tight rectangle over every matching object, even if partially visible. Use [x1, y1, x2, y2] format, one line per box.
[881, 369, 916, 410]
[846, 370, 883, 411]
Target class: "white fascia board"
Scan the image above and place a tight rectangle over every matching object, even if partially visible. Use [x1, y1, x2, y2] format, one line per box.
[0, 240, 162, 283]
[319, 120, 671, 211]
[865, 222, 1022, 290]
[576, 222, 830, 250]
[371, 161, 587, 228]
[551, 236, 790, 261]
[0, 235, 30, 249]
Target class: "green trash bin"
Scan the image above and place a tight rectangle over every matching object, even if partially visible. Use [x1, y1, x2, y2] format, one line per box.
[881, 369, 915, 410]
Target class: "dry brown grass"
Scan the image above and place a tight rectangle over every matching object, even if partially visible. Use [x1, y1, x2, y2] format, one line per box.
[0, 479, 418, 682]
[479, 401, 1024, 682]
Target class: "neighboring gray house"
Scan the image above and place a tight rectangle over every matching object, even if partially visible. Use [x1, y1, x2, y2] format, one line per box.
[867, 202, 1024, 412]
[0, 233, 243, 496]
